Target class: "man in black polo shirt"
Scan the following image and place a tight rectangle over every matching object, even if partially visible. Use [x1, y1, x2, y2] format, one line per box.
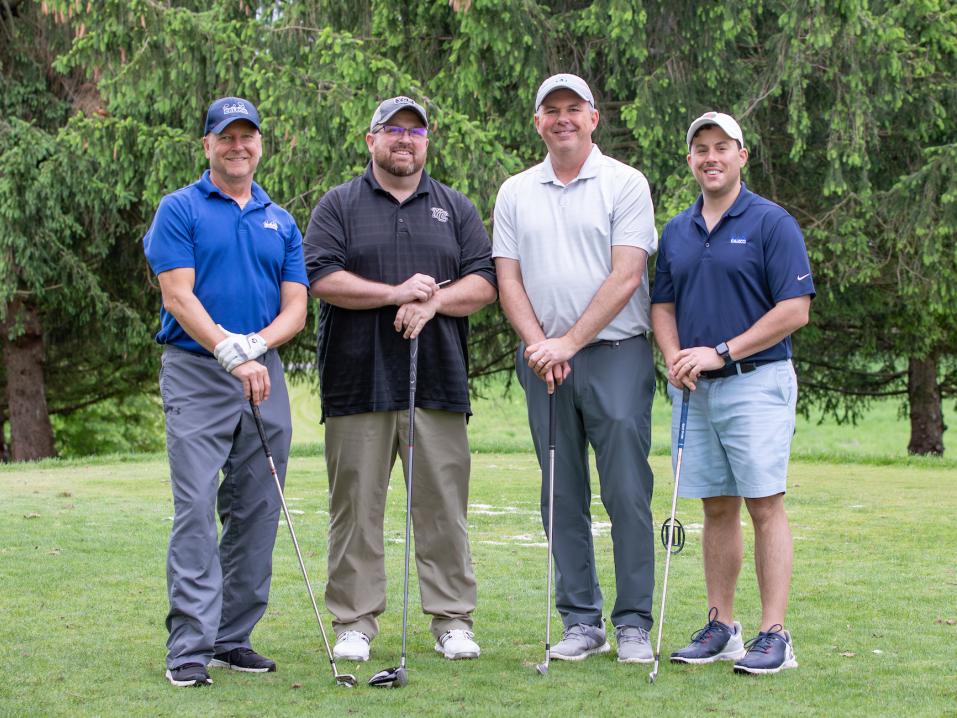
[303, 96, 497, 664]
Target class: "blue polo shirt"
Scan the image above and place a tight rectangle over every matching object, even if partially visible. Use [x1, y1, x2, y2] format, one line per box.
[650, 183, 815, 362]
[143, 170, 309, 355]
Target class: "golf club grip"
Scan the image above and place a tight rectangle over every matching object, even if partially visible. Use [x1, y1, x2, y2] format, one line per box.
[409, 337, 418, 393]
[548, 390, 556, 449]
[249, 401, 272, 458]
[677, 388, 690, 450]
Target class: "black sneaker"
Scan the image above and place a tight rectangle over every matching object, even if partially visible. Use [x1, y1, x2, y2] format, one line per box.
[166, 663, 212, 687]
[670, 607, 746, 664]
[208, 647, 277, 673]
[733, 625, 798, 674]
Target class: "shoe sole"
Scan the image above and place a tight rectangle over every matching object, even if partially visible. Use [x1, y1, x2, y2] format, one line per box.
[671, 648, 747, 665]
[333, 652, 369, 662]
[165, 669, 212, 687]
[618, 655, 654, 664]
[207, 658, 275, 673]
[434, 644, 480, 660]
[733, 657, 798, 675]
[550, 641, 611, 662]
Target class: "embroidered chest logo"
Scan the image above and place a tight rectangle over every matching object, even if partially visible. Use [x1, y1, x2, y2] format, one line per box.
[730, 235, 747, 244]
[263, 220, 279, 230]
[431, 207, 449, 223]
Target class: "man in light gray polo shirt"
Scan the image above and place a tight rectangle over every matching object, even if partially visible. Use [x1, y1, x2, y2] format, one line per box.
[493, 73, 658, 664]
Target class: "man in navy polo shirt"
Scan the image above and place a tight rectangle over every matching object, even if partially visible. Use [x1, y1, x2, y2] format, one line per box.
[650, 111, 813, 674]
[303, 96, 496, 663]
[144, 96, 308, 687]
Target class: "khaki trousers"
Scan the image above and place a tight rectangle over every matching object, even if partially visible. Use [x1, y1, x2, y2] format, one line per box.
[323, 409, 477, 640]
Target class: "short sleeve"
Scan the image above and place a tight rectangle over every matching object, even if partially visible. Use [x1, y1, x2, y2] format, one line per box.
[611, 170, 658, 254]
[303, 191, 348, 285]
[143, 194, 194, 274]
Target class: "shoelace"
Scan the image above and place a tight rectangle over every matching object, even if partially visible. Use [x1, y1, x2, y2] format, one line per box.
[442, 629, 474, 644]
[617, 627, 649, 644]
[339, 630, 368, 644]
[688, 607, 726, 645]
[742, 624, 785, 655]
[563, 624, 589, 640]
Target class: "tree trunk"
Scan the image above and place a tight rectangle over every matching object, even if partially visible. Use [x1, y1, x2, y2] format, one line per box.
[907, 355, 944, 456]
[2, 300, 56, 461]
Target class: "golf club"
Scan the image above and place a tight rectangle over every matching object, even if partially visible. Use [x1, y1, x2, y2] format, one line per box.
[535, 388, 558, 676]
[648, 386, 691, 684]
[249, 400, 357, 688]
[369, 336, 418, 688]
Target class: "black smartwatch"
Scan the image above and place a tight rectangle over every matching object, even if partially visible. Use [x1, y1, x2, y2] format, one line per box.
[715, 341, 733, 365]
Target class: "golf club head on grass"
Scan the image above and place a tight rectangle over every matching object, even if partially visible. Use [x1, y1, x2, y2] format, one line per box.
[535, 661, 548, 676]
[368, 666, 407, 688]
[648, 658, 660, 683]
[335, 672, 358, 688]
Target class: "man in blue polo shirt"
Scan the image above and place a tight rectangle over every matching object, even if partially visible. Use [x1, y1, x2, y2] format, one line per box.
[650, 111, 813, 674]
[303, 96, 496, 664]
[144, 96, 308, 687]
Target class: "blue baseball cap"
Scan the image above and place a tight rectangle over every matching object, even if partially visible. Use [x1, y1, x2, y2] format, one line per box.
[204, 96, 261, 136]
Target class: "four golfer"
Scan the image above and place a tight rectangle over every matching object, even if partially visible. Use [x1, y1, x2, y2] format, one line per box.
[147, 91, 810, 686]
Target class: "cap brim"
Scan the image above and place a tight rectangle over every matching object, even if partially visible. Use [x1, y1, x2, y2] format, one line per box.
[373, 106, 428, 130]
[208, 117, 261, 135]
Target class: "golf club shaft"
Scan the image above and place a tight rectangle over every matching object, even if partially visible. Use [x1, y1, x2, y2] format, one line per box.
[400, 336, 418, 671]
[542, 389, 557, 671]
[249, 401, 340, 677]
[650, 387, 690, 680]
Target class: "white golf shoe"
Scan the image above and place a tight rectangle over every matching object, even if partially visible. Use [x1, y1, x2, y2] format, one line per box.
[333, 631, 371, 662]
[434, 629, 481, 660]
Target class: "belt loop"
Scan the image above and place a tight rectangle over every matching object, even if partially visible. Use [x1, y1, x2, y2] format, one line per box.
[735, 363, 743, 375]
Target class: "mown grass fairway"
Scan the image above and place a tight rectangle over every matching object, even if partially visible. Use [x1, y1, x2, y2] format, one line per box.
[2, 447, 955, 716]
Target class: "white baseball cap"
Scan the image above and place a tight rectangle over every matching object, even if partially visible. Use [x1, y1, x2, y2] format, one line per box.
[535, 73, 595, 111]
[686, 111, 744, 149]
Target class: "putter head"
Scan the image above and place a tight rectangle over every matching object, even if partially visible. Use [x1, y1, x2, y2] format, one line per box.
[335, 673, 357, 688]
[368, 666, 407, 688]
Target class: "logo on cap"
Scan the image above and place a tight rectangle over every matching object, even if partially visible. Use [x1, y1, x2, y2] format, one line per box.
[223, 101, 250, 116]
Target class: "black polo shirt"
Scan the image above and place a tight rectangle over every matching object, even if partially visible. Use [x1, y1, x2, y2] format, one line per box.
[303, 164, 496, 420]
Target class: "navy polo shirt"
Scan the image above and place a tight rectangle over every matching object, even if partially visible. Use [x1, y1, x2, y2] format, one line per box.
[303, 164, 496, 419]
[651, 183, 815, 362]
[143, 170, 309, 355]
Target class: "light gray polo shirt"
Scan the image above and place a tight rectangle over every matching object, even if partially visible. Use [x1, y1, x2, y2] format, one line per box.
[492, 145, 658, 341]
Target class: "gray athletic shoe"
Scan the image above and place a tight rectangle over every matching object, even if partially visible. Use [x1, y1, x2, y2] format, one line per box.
[616, 625, 653, 664]
[549, 623, 611, 661]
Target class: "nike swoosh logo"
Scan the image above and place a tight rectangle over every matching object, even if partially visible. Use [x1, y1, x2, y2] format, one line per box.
[797, 273, 810, 280]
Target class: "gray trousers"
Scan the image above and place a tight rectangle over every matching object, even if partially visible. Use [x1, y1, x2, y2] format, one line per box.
[159, 346, 292, 668]
[517, 335, 656, 630]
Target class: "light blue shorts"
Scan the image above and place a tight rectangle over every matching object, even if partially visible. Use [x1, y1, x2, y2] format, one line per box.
[667, 360, 797, 499]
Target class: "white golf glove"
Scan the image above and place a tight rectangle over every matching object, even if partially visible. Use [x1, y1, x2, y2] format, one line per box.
[213, 324, 269, 373]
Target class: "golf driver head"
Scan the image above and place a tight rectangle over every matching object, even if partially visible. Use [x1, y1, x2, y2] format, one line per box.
[335, 673, 358, 688]
[367, 666, 407, 688]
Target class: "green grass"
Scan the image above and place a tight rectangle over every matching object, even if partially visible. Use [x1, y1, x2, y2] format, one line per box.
[288, 378, 957, 465]
[2, 452, 956, 717]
